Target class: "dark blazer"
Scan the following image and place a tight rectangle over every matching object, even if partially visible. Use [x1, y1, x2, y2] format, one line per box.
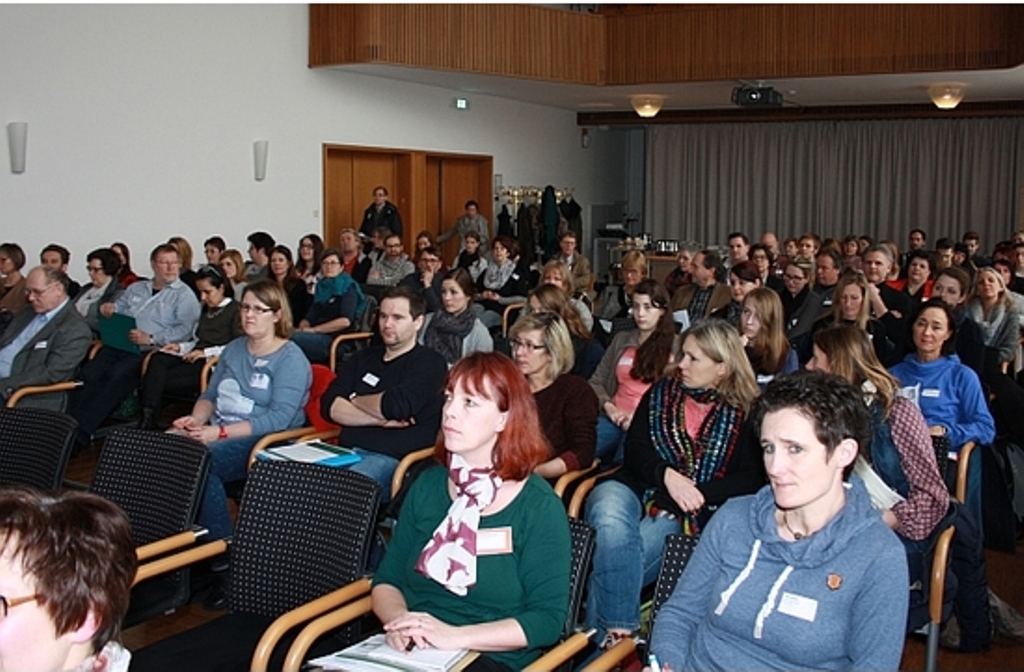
[74, 280, 123, 336]
[0, 300, 93, 410]
[360, 201, 403, 238]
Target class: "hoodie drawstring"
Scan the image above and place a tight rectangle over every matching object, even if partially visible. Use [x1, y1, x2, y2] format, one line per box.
[753, 565, 794, 639]
[715, 539, 760, 616]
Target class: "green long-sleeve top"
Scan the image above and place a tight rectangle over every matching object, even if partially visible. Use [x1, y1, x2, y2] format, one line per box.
[373, 466, 571, 670]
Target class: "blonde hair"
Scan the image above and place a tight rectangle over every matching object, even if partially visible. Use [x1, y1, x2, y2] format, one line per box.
[167, 236, 194, 270]
[242, 279, 294, 339]
[681, 320, 760, 411]
[812, 325, 898, 416]
[620, 250, 648, 276]
[540, 259, 573, 294]
[219, 249, 247, 283]
[972, 266, 1014, 311]
[830, 271, 872, 330]
[509, 312, 575, 380]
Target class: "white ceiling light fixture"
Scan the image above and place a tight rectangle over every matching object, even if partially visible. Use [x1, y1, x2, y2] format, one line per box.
[631, 95, 665, 118]
[928, 83, 966, 110]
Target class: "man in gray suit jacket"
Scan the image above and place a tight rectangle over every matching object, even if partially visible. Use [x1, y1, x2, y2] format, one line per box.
[0, 266, 92, 410]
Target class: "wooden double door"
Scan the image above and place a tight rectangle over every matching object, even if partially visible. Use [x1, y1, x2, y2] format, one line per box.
[323, 145, 493, 264]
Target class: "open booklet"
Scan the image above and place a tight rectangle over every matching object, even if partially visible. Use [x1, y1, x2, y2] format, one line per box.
[307, 633, 475, 672]
[256, 440, 362, 468]
[852, 455, 906, 511]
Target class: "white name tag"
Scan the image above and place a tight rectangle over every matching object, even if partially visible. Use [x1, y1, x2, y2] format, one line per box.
[249, 373, 270, 390]
[254, 358, 269, 368]
[921, 388, 941, 398]
[619, 356, 634, 366]
[34, 340, 48, 349]
[778, 591, 818, 622]
[361, 372, 380, 387]
[477, 527, 513, 555]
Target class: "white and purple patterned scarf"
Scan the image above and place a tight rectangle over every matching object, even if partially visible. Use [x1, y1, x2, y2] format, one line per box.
[415, 454, 502, 595]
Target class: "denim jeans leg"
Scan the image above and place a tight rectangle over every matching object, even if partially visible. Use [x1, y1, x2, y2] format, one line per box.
[290, 331, 333, 365]
[639, 513, 683, 588]
[584, 480, 645, 634]
[197, 434, 263, 540]
[594, 415, 626, 467]
[347, 448, 400, 502]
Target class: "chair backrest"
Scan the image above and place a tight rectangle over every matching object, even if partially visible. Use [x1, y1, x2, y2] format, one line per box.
[0, 407, 78, 490]
[228, 460, 381, 617]
[565, 518, 596, 639]
[650, 534, 701, 630]
[306, 364, 339, 432]
[357, 294, 379, 334]
[89, 428, 211, 545]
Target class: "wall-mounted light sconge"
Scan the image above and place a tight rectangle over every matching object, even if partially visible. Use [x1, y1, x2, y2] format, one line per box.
[928, 83, 966, 110]
[7, 122, 28, 174]
[253, 139, 269, 181]
[630, 95, 664, 118]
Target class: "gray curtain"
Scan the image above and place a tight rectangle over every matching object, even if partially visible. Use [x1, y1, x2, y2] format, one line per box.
[645, 117, 1024, 249]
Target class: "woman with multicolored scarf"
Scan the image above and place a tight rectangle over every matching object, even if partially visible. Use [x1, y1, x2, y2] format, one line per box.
[584, 319, 763, 651]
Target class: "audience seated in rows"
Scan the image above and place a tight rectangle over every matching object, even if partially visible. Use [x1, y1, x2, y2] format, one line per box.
[268, 244, 312, 328]
[739, 287, 798, 387]
[669, 249, 730, 320]
[367, 233, 414, 288]
[75, 248, 124, 337]
[398, 245, 444, 314]
[527, 283, 604, 380]
[290, 247, 365, 365]
[418, 268, 492, 367]
[475, 234, 528, 331]
[217, 248, 248, 301]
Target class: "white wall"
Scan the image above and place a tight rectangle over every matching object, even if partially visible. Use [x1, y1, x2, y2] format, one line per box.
[0, 4, 624, 274]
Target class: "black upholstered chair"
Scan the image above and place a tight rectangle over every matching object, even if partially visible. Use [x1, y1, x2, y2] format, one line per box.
[0, 406, 78, 490]
[89, 428, 210, 627]
[278, 516, 597, 672]
[130, 460, 381, 672]
[583, 533, 701, 670]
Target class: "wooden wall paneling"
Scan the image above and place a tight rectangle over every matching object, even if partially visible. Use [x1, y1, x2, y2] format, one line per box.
[399, 152, 428, 252]
[322, 146, 354, 249]
[425, 156, 443, 253]
[351, 151, 401, 240]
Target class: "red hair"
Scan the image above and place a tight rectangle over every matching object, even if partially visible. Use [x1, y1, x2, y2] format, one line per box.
[434, 352, 551, 481]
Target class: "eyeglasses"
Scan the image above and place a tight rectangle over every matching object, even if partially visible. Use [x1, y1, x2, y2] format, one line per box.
[1, 593, 39, 617]
[510, 339, 546, 353]
[320, 259, 341, 267]
[783, 273, 807, 282]
[25, 284, 56, 298]
[86, 265, 105, 273]
[240, 303, 274, 315]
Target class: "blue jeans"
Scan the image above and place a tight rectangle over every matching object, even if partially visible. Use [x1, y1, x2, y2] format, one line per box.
[584, 480, 680, 635]
[197, 434, 264, 540]
[595, 415, 627, 467]
[290, 331, 335, 365]
[347, 447, 400, 503]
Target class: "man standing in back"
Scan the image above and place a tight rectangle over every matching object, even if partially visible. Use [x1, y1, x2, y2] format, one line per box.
[321, 285, 447, 497]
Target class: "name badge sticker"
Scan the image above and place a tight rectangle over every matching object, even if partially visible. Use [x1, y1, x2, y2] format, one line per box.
[34, 340, 48, 349]
[477, 527, 513, 555]
[253, 358, 269, 368]
[921, 388, 941, 398]
[778, 592, 818, 622]
[249, 372, 270, 390]
[362, 372, 381, 387]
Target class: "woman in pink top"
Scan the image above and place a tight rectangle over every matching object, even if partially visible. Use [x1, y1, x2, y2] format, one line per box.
[589, 279, 675, 466]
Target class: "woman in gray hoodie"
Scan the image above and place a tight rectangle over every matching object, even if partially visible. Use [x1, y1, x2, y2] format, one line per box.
[651, 371, 908, 671]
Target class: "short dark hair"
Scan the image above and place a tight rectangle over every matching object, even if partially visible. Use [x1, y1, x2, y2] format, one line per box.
[382, 284, 427, 319]
[417, 245, 440, 261]
[373, 185, 389, 196]
[963, 230, 981, 243]
[815, 247, 843, 270]
[319, 247, 342, 265]
[41, 243, 71, 265]
[247, 231, 276, 256]
[149, 243, 179, 262]
[749, 243, 774, 265]
[729, 260, 760, 283]
[935, 237, 955, 252]
[0, 488, 136, 654]
[197, 262, 232, 296]
[728, 232, 749, 245]
[906, 248, 933, 272]
[492, 234, 519, 260]
[752, 370, 872, 470]
[914, 299, 958, 357]
[465, 230, 481, 243]
[0, 243, 26, 270]
[87, 247, 121, 277]
[559, 229, 578, 242]
[464, 199, 479, 209]
[698, 248, 722, 270]
[443, 267, 476, 300]
[204, 236, 226, 252]
[910, 228, 927, 241]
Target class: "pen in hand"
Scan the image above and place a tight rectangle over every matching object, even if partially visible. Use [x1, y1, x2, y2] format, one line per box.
[405, 638, 416, 652]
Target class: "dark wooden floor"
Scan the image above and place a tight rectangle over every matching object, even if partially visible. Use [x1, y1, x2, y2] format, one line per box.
[67, 443, 1024, 668]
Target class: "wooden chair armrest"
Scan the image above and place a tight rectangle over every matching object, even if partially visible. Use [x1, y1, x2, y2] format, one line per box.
[247, 427, 316, 469]
[199, 355, 219, 394]
[252, 577, 373, 672]
[133, 539, 228, 586]
[956, 441, 975, 504]
[391, 446, 436, 500]
[282, 595, 375, 672]
[329, 331, 372, 371]
[553, 460, 599, 499]
[581, 636, 637, 672]
[140, 349, 157, 376]
[88, 340, 103, 360]
[928, 526, 956, 626]
[296, 428, 342, 444]
[6, 381, 81, 407]
[524, 630, 595, 672]
[502, 302, 526, 338]
[567, 466, 620, 519]
[135, 528, 207, 563]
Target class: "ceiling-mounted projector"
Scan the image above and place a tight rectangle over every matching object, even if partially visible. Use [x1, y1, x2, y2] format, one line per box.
[732, 85, 784, 108]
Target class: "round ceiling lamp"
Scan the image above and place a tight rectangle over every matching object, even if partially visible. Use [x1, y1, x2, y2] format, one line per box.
[928, 83, 966, 110]
[631, 95, 665, 118]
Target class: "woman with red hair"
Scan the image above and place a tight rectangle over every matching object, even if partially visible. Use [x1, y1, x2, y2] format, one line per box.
[371, 352, 572, 671]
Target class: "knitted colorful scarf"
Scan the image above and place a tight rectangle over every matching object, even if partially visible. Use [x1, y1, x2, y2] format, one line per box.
[645, 373, 744, 530]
